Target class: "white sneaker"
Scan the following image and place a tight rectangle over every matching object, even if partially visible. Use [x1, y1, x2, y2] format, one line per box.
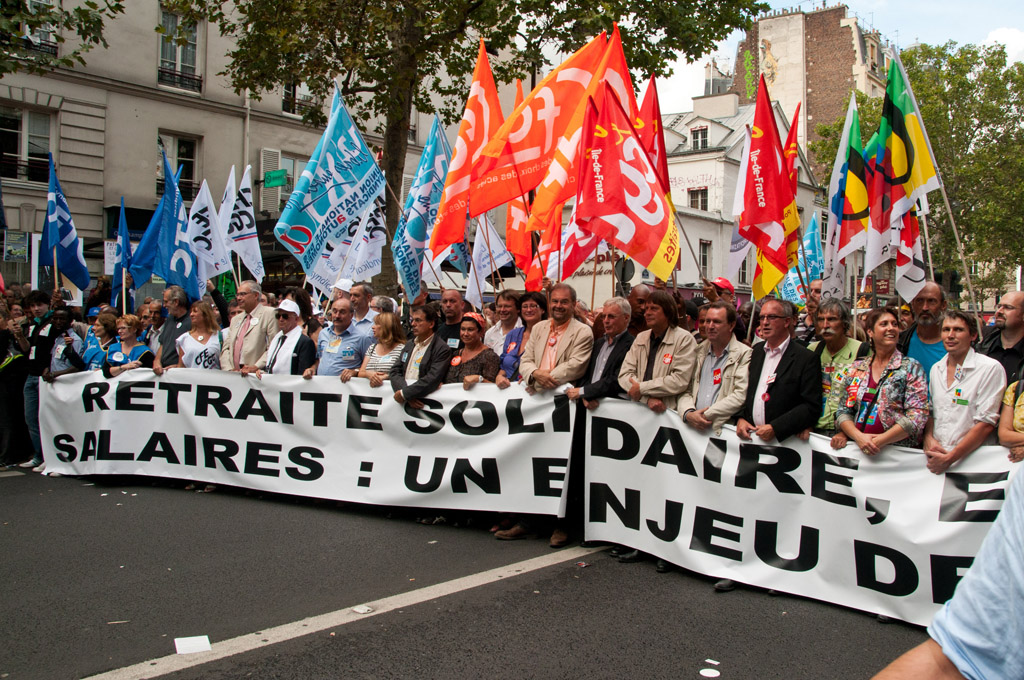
[46, 471, 61, 478]
[19, 461, 38, 468]
[33, 462, 46, 473]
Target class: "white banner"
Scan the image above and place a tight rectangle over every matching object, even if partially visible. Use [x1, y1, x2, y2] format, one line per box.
[582, 399, 1019, 626]
[39, 372, 573, 514]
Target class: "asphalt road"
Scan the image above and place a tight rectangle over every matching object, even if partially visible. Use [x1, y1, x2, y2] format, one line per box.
[1, 470, 927, 680]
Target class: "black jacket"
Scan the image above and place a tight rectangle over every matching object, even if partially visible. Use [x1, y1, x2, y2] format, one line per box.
[576, 331, 634, 400]
[389, 334, 454, 402]
[741, 340, 822, 442]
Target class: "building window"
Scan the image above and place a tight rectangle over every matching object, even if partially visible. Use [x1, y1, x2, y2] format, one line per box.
[688, 188, 708, 211]
[157, 133, 198, 200]
[20, 0, 58, 56]
[278, 154, 307, 210]
[738, 253, 749, 284]
[283, 82, 315, 116]
[699, 240, 712, 278]
[691, 127, 708, 150]
[0, 106, 50, 183]
[158, 9, 202, 92]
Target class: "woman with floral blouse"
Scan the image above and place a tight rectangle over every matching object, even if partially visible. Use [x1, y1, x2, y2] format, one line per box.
[830, 306, 929, 453]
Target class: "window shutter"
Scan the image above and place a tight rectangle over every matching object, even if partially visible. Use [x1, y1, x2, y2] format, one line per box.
[401, 174, 415, 203]
[260, 147, 281, 213]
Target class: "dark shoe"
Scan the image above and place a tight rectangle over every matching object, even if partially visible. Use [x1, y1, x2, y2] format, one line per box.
[876, 614, 891, 623]
[656, 559, 675, 573]
[608, 544, 629, 557]
[495, 524, 533, 540]
[714, 578, 736, 592]
[579, 540, 604, 548]
[617, 550, 645, 563]
[549, 528, 570, 548]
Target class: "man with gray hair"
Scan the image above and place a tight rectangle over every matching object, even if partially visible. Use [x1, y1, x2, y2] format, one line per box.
[809, 298, 868, 435]
[567, 297, 634, 408]
[220, 280, 277, 371]
[349, 282, 377, 332]
[153, 285, 191, 372]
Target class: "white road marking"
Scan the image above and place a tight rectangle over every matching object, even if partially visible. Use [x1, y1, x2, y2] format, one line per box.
[85, 546, 603, 679]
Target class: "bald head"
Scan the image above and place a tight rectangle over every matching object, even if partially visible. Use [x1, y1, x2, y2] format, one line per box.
[912, 282, 947, 327]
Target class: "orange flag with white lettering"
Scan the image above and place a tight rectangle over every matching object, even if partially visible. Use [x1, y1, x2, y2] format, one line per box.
[430, 39, 504, 254]
[468, 32, 608, 217]
[637, 75, 669, 193]
[503, 80, 533, 271]
[576, 83, 679, 282]
[524, 26, 638, 236]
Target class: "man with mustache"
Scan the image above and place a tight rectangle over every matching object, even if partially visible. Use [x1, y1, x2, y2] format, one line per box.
[898, 281, 948, 381]
[809, 299, 868, 435]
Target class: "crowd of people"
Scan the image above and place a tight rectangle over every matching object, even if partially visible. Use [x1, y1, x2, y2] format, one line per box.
[2, 276, 1023, 542]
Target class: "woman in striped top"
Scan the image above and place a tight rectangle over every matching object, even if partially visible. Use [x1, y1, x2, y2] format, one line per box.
[354, 312, 406, 387]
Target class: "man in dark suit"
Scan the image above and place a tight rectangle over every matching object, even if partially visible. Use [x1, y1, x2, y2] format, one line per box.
[716, 298, 821, 593]
[390, 302, 454, 408]
[567, 297, 634, 408]
[736, 298, 822, 444]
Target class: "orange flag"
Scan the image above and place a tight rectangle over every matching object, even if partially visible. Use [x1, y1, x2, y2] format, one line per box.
[468, 32, 608, 217]
[783, 102, 801, 193]
[503, 81, 533, 271]
[524, 26, 638, 236]
[430, 39, 504, 254]
[637, 75, 669, 193]
[575, 83, 679, 282]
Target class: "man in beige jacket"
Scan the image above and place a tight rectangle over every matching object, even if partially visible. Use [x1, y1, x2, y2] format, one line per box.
[618, 289, 698, 413]
[220, 280, 277, 371]
[518, 283, 593, 392]
[680, 300, 752, 435]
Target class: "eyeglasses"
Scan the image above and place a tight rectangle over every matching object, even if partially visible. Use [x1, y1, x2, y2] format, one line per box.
[275, 312, 290, 320]
[760, 314, 789, 322]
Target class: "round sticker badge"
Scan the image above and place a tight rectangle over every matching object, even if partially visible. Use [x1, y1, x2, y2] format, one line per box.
[450, 355, 462, 366]
[662, 353, 673, 365]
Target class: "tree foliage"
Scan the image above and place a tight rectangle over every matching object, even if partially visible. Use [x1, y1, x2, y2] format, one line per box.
[812, 42, 1024, 299]
[0, 1, 125, 75]
[162, 0, 766, 292]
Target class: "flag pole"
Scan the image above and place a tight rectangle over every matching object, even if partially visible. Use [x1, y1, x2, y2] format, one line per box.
[919, 210, 936, 280]
[938, 185, 984, 336]
[590, 249, 599, 309]
[676, 212, 712, 288]
[610, 246, 617, 297]
[121, 276, 127, 315]
[479, 216, 504, 294]
[53, 247, 60, 297]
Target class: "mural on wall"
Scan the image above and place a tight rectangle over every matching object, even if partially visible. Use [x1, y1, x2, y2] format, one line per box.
[760, 39, 779, 86]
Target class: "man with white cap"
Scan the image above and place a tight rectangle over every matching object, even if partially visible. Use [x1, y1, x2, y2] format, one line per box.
[241, 299, 316, 377]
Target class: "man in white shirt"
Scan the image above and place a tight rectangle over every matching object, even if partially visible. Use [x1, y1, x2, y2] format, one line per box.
[484, 290, 522, 353]
[923, 310, 1006, 474]
[241, 299, 316, 377]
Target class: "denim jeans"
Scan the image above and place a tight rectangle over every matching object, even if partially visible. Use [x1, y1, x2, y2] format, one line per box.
[23, 375, 42, 464]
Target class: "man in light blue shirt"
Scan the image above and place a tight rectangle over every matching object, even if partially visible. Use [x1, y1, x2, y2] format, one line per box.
[303, 297, 372, 379]
[898, 282, 947, 380]
[349, 283, 378, 334]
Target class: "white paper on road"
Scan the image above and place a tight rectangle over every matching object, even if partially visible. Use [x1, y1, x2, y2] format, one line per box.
[174, 636, 212, 654]
[581, 399, 1018, 626]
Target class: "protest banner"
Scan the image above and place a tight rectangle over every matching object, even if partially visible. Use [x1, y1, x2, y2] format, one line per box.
[39, 373, 572, 514]
[581, 398, 1018, 625]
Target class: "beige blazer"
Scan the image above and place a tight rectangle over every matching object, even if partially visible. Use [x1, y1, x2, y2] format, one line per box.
[618, 325, 698, 411]
[678, 336, 752, 434]
[219, 304, 278, 370]
[519, 318, 594, 390]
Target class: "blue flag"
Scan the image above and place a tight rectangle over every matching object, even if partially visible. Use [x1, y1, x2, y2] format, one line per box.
[155, 152, 202, 301]
[779, 212, 823, 307]
[129, 165, 182, 287]
[392, 115, 450, 300]
[275, 88, 386, 292]
[112, 198, 134, 310]
[40, 154, 91, 291]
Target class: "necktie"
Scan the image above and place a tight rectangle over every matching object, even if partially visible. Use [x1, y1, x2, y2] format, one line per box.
[233, 314, 252, 369]
[267, 335, 286, 374]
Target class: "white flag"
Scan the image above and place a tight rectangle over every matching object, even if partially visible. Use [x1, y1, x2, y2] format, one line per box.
[218, 165, 236, 255]
[338, 198, 387, 282]
[187, 180, 233, 282]
[466, 216, 513, 311]
[226, 166, 265, 283]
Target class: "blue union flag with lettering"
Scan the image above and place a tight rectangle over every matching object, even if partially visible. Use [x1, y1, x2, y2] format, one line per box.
[274, 89, 385, 291]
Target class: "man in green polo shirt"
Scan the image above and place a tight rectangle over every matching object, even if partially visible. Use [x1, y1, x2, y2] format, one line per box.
[810, 298, 868, 435]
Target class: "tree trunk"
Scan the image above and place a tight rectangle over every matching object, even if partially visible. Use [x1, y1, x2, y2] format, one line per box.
[375, 15, 423, 298]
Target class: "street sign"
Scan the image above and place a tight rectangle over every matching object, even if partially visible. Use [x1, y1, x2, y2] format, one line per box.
[264, 168, 288, 188]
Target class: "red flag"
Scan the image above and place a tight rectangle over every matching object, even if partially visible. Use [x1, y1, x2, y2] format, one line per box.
[637, 75, 669, 193]
[782, 102, 801, 193]
[737, 75, 800, 298]
[430, 39, 504, 253]
[575, 83, 679, 281]
[469, 32, 608, 217]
